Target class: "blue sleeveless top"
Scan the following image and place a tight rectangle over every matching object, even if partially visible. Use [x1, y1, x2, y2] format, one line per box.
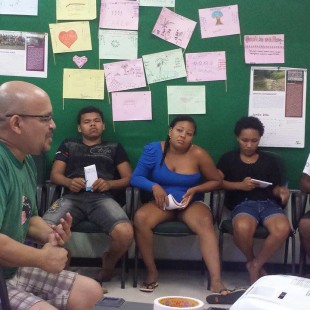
[131, 142, 203, 202]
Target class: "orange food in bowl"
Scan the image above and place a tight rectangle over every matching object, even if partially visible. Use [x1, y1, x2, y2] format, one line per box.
[158, 297, 199, 308]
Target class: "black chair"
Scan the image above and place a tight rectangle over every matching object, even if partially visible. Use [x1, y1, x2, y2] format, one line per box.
[132, 187, 220, 288]
[0, 266, 10, 310]
[43, 182, 132, 289]
[290, 191, 309, 276]
[216, 189, 297, 275]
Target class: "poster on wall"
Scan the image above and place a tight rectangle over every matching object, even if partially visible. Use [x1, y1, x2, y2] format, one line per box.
[244, 34, 285, 64]
[0, 30, 48, 78]
[249, 67, 307, 148]
[0, 0, 38, 16]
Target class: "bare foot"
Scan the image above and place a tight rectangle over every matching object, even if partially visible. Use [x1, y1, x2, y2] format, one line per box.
[246, 260, 261, 284]
[210, 280, 229, 294]
[259, 267, 268, 277]
[145, 269, 158, 284]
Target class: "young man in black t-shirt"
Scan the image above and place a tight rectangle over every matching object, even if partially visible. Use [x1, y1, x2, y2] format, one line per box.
[43, 106, 133, 283]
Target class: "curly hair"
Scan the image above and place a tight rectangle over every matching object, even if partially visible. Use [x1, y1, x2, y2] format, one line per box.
[234, 116, 264, 137]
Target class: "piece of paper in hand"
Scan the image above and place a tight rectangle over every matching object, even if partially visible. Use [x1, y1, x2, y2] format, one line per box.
[84, 164, 98, 191]
[164, 194, 187, 210]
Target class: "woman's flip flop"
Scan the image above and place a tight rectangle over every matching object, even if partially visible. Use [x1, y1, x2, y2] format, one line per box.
[139, 281, 159, 293]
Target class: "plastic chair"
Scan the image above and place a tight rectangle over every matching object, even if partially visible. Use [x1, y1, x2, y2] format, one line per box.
[216, 189, 297, 275]
[290, 190, 309, 275]
[43, 182, 132, 289]
[132, 187, 221, 288]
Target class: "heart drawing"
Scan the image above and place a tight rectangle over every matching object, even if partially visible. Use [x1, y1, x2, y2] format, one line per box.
[73, 55, 88, 68]
[58, 30, 78, 48]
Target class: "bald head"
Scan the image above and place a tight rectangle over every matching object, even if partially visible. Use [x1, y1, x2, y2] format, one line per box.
[0, 81, 49, 116]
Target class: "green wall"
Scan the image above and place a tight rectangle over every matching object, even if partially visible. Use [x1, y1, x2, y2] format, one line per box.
[0, 0, 308, 188]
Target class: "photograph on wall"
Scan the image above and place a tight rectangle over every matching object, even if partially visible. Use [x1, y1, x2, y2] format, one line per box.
[0, 30, 48, 78]
[249, 67, 307, 148]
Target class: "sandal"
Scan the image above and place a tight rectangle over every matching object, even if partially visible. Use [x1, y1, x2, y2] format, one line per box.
[206, 288, 246, 305]
[139, 281, 159, 293]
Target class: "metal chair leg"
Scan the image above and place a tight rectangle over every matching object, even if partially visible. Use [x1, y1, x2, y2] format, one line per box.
[133, 245, 139, 287]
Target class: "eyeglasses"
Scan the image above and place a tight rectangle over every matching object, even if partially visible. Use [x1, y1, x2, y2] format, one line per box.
[5, 114, 53, 122]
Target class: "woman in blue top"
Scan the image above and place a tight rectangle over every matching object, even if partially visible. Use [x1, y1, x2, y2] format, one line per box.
[131, 115, 227, 295]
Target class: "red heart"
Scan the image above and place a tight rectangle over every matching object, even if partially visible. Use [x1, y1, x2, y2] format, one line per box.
[58, 30, 78, 48]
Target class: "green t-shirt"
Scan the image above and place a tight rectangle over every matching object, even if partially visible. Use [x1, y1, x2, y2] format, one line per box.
[0, 143, 38, 279]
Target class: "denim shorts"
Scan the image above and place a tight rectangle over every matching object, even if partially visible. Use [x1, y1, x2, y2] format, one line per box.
[43, 192, 130, 234]
[231, 199, 285, 224]
[6, 267, 76, 310]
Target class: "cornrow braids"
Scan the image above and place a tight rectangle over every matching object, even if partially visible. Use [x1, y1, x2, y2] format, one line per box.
[160, 135, 170, 166]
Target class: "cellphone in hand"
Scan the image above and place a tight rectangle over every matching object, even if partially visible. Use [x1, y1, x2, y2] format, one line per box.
[96, 297, 125, 308]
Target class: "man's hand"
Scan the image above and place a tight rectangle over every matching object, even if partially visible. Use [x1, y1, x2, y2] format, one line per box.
[40, 242, 68, 273]
[68, 177, 86, 192]
[91, 178, 111, 192]
[49, 212, 72, 246]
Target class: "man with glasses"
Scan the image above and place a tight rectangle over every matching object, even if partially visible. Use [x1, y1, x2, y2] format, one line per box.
[0, 81, 102, 310]
[43, 106, 133, 284]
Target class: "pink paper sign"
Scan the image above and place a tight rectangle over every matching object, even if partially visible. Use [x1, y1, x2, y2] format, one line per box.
[244, 34, 285, 64]
[112, 91, 152, 121]
[186, 51, 226, 82]
[152, 7, 196, 49]
[104, 58, 146, 93]
[99, 0, 139, 30]
[199, 5, 240, 39]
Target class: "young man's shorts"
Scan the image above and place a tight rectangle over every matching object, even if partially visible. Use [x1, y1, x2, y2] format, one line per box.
[6, 267, 77, 310]
[43, 192, 130, 234]
[231, 199, 285, 224]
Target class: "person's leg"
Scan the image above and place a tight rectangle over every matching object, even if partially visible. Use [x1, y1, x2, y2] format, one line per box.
[8, 267, 102, 310]
[66, 274, 103, 310]
[232, 214, 257, 262]
[88, 194, 134, 280]
[298, 213, 310, 259]
[247, 212, 291, 284]
[100, 222, 133, 280]
[180, 202, 226, 293]
[231, 201, 260, 283]
[134, 201, 175, 284]
[42, 194, 85, 227]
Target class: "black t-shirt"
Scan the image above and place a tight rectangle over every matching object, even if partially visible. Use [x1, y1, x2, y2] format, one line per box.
[217, 150, 282, 210]
[55, 138, 129, 182]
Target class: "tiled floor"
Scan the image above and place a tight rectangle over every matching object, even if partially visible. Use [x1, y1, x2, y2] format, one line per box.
[72, 266, 250, 309]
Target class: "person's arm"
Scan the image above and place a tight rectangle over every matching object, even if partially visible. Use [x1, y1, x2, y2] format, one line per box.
[300, 173, 310, 193]
[27, 213, 72, 246]
[181, 147, 222, 205]
[51, 160, 85, 192]
[130, 143, 158, 192]
[272, 185, 289, 206]
[0, 233, 68, 273]
[219, 172, 257, 192]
